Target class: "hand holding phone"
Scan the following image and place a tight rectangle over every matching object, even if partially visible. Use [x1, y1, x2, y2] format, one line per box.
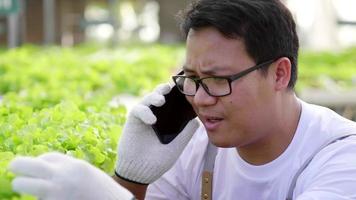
[116, 83, 200, 184]
[150, 86, 197, 144]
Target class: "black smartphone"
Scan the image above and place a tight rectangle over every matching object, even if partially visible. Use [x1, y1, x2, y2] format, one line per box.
[150, 85, 197, 144]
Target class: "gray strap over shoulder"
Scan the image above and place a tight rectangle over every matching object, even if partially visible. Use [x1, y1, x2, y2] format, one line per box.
[201, 141, 217, 200]
[204, 142, 217, 172]
[286, 133, 356, 200]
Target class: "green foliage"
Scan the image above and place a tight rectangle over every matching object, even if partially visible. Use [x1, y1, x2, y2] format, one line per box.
[0, 43, 354, 199]
[297, 47, 356, 91]
[0, 44, 184, 199]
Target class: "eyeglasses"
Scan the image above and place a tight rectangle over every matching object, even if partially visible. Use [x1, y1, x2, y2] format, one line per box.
[172, 59, 276, 97]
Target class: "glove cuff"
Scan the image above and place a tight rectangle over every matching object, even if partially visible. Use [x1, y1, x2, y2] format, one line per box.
[116, 158, 166, 184]
[114, 171, 149, 185]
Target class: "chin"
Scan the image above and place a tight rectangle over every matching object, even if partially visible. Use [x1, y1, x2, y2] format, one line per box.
[212, 142, 234, 148]
[207, 134, 235, 148]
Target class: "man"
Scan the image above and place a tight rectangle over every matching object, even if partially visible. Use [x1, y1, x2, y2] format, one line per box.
[9, 0, 356, 199]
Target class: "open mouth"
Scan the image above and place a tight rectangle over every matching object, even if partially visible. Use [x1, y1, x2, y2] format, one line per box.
[201, 115, 223, 131]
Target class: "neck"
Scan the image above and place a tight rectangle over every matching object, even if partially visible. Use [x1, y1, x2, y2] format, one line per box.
[237, 93, 301, 165]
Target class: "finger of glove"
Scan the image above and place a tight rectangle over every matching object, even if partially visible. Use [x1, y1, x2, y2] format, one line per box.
[140, 83, 172, 106]
[170, 119, 200, 147]
[131, 104, 156, 125]
[12, 177, 55, 198]
[154, 83, 172, 95]
[38, 152, 73, 163]
[141, 92, 165, 107]
[9, 157, 53, 179]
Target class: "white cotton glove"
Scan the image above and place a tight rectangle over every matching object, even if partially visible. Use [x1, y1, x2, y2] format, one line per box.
[8, 152, 134, 200]
[116, 83, 200, 184]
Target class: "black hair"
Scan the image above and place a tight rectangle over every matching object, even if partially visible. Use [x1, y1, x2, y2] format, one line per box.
[178, 0, 299, 89]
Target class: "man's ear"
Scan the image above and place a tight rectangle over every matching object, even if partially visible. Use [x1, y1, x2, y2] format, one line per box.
[272, 57, 291, 91]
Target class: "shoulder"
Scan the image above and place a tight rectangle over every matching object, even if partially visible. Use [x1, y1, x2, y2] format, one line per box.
[299, 100, 356, 145]
[294, 135, 356, 199]
[301, 100, 356, 130]
[311, 135, 356, 169]
[310, 135, 356, 170]
[291, 101, 356, 198]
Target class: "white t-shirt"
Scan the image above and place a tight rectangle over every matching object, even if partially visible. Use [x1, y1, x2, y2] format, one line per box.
[146, 101, 356, 200]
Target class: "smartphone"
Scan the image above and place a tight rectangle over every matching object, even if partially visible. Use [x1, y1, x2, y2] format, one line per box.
[150, 85, 197, 144]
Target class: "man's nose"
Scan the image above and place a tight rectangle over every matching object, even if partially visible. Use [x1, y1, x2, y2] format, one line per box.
[193, 85, 217, 106]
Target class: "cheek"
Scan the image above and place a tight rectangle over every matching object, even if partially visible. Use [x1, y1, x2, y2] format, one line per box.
[224, 83, 261, 120]
[228, 86, 252, 107]
[228, 100, 234, 107]
[224, 100, 235, 117]
[220, 98, 240, 118]
[231, 77, 265, 106]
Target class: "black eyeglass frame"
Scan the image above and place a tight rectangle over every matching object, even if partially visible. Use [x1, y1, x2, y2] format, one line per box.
[172, 58, 277, 97]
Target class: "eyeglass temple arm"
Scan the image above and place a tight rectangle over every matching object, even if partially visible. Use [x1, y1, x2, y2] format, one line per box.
[229, 59, 276, 81]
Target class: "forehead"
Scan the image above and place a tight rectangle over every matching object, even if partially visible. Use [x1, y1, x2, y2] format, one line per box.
[185, 27, 254, 73]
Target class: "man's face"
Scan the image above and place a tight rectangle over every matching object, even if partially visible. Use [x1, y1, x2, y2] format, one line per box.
[184, 27, 277, 148]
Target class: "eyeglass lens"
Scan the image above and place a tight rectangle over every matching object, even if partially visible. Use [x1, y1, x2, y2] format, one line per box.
[175, 76, 230, 96]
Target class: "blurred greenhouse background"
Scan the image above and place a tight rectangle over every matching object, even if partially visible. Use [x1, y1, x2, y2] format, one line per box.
[0, 0, 355, 199]
[1, 0, 356, 47]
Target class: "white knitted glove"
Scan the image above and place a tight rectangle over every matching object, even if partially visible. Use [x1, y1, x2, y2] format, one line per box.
[116, 83, 199, 184]
[9, 152, 134, 200]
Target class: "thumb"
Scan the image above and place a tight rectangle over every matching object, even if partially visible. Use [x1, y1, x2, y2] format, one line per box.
[170, 119, 200, 148]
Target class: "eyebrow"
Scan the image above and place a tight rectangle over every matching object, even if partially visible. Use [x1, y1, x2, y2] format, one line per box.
[182, 65, 222, 76]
